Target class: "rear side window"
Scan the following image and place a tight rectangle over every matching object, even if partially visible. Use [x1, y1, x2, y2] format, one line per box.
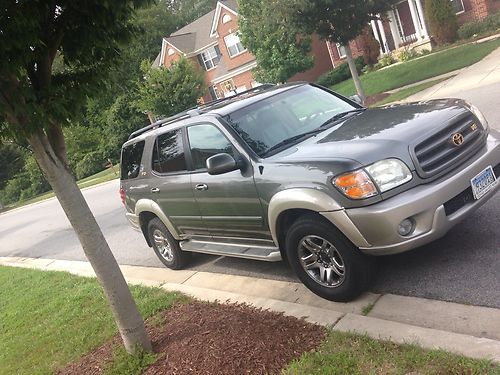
[121, 141, 145, 180]
[152, 129, 187, 174]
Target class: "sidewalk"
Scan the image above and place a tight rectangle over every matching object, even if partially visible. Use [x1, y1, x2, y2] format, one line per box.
[2, 255, 499, 363]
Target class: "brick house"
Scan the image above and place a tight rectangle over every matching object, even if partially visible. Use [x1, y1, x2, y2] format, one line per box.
[154, 0, 334, 102]
[328, 0, 500, 66]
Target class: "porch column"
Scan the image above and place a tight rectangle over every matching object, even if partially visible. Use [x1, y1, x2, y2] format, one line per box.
[377, 15, 389, 52]
[408, 0, 423, 39]
[414, 0, 429, 39]
[387, 9, 402, 49]
[370, 20, 385, 55]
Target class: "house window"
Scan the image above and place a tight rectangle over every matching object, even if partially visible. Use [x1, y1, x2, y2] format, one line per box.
[209, 85, 221, 100]
[222, 14, 232, 24]
[336, 43, 347, 58]
[167, 48, 175, 56]
[200, 46, 221, 71]
[450, 0, 465, 14]
[224, 33, 246, 57]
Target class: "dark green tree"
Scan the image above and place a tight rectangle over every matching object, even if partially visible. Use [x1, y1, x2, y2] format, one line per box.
[424, 0, 458, 45]
[0, 143, 24, 190]
[284, 0, 395, 102]
[136, 58, 206, 118]
[238, 0, 314, 83]
[0, 0, 154, 353]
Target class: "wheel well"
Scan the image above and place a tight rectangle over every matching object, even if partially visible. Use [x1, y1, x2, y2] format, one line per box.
[275, 209, 322, 259]
[139, 211, 158, 247]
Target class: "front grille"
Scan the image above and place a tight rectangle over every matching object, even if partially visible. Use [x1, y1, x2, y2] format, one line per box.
[443, 163, 500, 216]
[413, 114, 486, 178]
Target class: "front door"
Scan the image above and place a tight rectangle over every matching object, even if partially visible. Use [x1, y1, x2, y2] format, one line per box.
[186, 122, 269, 241]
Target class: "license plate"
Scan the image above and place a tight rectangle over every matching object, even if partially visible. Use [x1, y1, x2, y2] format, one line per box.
[470, 166, 497, 200]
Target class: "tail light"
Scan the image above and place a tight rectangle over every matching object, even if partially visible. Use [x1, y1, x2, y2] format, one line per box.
[119, 186, 125, 205]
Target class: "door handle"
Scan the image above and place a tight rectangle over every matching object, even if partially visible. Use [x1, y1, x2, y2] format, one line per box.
[195, 183, 208, 191]
[151, 188, 160, 193]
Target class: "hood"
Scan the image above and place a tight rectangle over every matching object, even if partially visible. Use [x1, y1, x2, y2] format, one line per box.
[273, 98, 472, 168]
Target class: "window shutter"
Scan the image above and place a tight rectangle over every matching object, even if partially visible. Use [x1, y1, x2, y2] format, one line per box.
[197, 54, 206, 70]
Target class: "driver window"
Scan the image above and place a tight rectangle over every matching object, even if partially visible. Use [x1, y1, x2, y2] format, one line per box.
[187, 124, 235, 170]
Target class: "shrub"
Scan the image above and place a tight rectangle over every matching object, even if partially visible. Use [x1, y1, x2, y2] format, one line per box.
[359, 29, 380, 65]
[317, 56, 365, 87]
[398, 48, 418, 62]
[424, 0, 458, 45]
[374, 54, 395, 69]
[74, 150, 108, 180]
[458, 12, 500, 40]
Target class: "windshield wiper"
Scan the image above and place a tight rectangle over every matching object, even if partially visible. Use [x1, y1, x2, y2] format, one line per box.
[262, 128, 325, 157]
[319, 108, 366, 129]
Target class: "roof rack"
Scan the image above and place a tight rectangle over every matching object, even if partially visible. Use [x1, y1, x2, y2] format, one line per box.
[127, 83, 275, 141]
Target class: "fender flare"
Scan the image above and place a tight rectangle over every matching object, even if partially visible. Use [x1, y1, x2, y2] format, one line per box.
[268, 188, 370, 248]
[134, 199, 181, 240]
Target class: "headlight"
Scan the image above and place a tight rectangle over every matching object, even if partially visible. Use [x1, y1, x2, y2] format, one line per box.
[365, 159, 412, 193]
[469, 104, 489, 130]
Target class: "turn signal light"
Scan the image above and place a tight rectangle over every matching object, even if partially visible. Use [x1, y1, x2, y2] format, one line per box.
[334, 170, 378, 199]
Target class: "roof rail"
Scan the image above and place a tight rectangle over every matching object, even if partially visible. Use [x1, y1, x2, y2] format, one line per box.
[127, 84, 275, 141]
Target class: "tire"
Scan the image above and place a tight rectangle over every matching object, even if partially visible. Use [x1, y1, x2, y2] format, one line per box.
[147, 218, 190, 270]
[285, 214, 376, 302]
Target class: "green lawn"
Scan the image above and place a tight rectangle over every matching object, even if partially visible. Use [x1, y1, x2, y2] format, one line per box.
[0, 266, 187, 375]
[0, 164, 120, 213]
[284, 330, 497, 375]
[372, 77, 452, 107]
[332, 38, 500, 97]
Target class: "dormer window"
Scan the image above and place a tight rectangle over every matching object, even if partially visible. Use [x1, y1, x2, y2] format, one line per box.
[224, 32, 246, 58]
[199, 45, 221, 71]
[222, 14, 231, 24]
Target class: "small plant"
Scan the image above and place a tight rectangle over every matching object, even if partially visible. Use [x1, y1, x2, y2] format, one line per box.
[361, 303, 375, 316]
[398, 47, 418, 62]
[419, 48, 431, 56]
[374, 54, 395, 69]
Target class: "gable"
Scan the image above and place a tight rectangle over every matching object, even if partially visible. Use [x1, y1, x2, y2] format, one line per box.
[210, 0, 239, 37]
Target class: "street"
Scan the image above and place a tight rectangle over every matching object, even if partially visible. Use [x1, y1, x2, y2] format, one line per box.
[1, 46, 500, 309]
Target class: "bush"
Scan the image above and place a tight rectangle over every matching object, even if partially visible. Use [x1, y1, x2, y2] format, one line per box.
[374, 54, 395, 69]
[398, 48, 418, 62]
[359, 29, 380, 65]
[424, 0, 458, 45]
[74, 150, 108, 180]
[458, 12, 500, 40]
[317, 56, 365, 87]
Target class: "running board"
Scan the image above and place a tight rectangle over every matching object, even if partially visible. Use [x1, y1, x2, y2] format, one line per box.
[179, 240, 282, 262]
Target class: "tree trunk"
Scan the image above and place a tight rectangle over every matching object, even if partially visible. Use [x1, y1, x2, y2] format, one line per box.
[345, 44, 366, 104]
[28, 131, 151, 354]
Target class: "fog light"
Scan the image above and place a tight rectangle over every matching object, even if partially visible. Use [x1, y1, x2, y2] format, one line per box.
[398, 218, 415, 236]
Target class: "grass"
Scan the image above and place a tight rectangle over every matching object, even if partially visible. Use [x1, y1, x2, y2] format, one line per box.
[0, 164, 119, 213]
[0, 265, 188, 375]
[371, 77, 452, 107]
[331, 38, 500, 97]
[361, 302, 375, 316]
[283, 330, 498, 375]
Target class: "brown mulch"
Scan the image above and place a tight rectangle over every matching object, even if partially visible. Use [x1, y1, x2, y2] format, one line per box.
[58, 301, 326, 375]
[365, 92, 391, 106]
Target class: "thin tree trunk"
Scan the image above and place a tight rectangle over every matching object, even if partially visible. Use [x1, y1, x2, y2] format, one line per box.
[345, 44, 366, 104]
[29, 131, 151, 354]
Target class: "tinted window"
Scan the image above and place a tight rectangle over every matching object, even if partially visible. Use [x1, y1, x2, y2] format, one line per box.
[152, 129, 187, 174]
[121, 141, 145, 180]
[187, 124, 234, 170]
[224, 85, 355, 157]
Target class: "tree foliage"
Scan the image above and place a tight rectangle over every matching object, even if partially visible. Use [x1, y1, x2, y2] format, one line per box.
[424, 0, 458, 45]
[238, 0, 314, 83]
[136, 58, 206, 118]
[0, 143, 25, 190]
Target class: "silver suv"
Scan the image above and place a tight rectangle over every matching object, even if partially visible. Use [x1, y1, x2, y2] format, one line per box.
[120, 83, 500, 301]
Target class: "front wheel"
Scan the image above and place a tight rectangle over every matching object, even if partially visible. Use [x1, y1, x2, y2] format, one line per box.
[285, 214, 376, 302]
[147, 218, 190, 270]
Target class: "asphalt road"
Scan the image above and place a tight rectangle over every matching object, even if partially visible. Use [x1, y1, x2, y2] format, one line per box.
[1, 178, 499, 308]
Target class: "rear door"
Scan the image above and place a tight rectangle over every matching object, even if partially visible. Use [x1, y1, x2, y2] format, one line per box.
[186, 122, 269, 240]
[149, 128, 208, 237]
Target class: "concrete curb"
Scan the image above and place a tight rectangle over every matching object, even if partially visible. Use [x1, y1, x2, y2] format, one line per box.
[1, 256, 499, 363]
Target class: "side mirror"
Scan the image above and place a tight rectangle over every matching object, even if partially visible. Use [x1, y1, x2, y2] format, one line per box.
[349, 94, 363, 105]
[206, 153, 239, 175]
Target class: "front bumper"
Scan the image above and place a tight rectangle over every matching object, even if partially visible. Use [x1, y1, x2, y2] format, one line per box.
[346, 133, 500, 255]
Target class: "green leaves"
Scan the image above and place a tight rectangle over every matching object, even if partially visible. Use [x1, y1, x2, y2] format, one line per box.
[135, 58, 206, 118]
[238, 0, 314, 83]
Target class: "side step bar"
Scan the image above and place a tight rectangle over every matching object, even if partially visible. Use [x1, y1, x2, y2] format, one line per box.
[179, 240, 282, 262]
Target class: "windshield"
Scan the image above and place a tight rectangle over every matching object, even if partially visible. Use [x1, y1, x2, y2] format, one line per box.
[224, 85, 356, 157]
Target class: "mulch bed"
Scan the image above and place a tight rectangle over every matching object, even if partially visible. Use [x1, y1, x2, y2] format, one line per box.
[365, 92, 391, 106]
[58, 301, 326, 375]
